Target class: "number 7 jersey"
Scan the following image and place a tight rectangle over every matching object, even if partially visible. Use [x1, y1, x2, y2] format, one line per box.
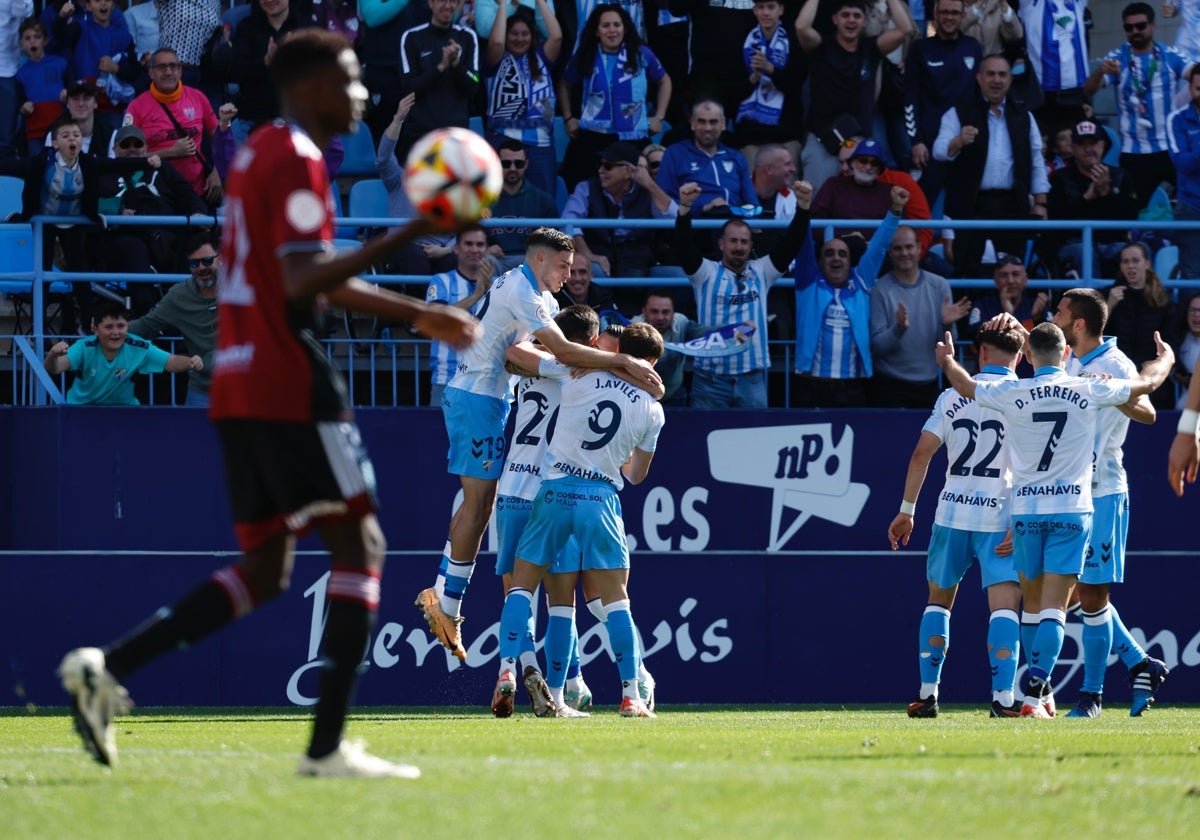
[923, 368, 1016, 533]
[973, 369, 1133, 516]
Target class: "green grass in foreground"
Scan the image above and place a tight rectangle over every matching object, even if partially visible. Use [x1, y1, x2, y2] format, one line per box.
[3, 706, 1200, 840]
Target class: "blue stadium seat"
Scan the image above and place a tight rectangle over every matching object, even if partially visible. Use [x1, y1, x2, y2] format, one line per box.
[1155, 244, 1179, 280]
[336, 120, 378, 177]
[1102, 124, 1120, 167]
[0, 175, 22, 217]
[555, 175, 568, 214]
[0, 225, 71, 334]
[348, 178, 390, 233]
[553, 116, 568, 164]
[469, 116, 485, 137]
[330, 186, 356, 240]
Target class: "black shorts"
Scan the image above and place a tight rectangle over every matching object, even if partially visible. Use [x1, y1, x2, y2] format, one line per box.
[216, 419, 378, 551]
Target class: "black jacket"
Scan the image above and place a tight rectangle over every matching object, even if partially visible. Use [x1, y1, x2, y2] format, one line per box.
[0, 152, 155, 224]
[944, 93, 1034, 221]
[211, 0, 315, 125]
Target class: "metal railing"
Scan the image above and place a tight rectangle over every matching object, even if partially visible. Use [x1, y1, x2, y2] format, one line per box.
[4, 212, 1198, 407]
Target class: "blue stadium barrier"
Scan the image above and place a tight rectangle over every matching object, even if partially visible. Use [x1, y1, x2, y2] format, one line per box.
[6, 212, 1200, 406]
[1, 407, 1195, 707]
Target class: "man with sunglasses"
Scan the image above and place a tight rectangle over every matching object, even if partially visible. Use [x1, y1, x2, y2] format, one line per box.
[125, 46, 222, 206]
[563, 140, 677, 279]
[126, 231, 221, 407]
[98, 122, 208, 310]
[1084, 3, 1192, 209]
[488, 139, 558, 273]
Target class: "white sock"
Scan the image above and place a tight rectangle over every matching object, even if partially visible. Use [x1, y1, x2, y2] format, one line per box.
[549, 686, 564, 707]
[920, 682, 938, 700]
[519, 651, 539, 673]
[994, 689, 1015, 707]
[586, 597, 606, 623]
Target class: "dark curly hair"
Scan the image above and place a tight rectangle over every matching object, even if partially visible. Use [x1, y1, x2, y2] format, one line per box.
[575, 3, 644, 75]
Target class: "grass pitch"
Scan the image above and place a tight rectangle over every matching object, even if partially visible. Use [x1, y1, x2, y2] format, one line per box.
[4, 705, 1200, 839]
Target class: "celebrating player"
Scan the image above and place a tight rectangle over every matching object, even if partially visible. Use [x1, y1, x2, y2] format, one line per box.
[888, 322, 1025, 718]
[416, 228, 661, 661]
[493, 322, 666, 717]
[936, 321, 1174, 717]
[58, 29, 479, 778]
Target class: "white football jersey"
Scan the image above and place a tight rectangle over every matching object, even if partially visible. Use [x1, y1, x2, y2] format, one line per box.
[543, 370, 665, 491]
[497, 361, 569, 501]
[922, 367, 1016, 532]
[973, 369, 1133, 515]
[448, 264, 558, 400]
[1066, 338, 1136, 498]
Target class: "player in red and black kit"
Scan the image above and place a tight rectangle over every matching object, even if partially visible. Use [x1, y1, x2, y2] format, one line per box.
[57, 29, 479, 779]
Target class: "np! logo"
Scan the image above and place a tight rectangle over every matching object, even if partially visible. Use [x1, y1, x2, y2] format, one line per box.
[707, 423, 869, 551]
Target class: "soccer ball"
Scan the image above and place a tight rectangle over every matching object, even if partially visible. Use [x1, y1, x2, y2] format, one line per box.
[403, 127, 503, 229]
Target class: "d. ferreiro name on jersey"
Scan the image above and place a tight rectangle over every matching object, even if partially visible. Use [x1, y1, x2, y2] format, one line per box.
[1014, 384, 1092, 410]
[940, 490, 1001, 507]
[1015, 483, 1083, 497]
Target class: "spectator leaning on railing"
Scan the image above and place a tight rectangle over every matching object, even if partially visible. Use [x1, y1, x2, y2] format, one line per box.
[44, 298, 203, 405]
[125, 231, 220, 408]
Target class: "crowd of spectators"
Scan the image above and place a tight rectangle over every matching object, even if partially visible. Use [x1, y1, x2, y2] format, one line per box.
[3, 0, 1200, 408]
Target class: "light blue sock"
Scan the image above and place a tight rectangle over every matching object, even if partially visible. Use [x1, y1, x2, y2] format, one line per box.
[544, 607, 574, 689]
[605, 600, 638, 684]
[497, 589, 533, 671]
[1108, 602, 1147, 670]
[1020, 611, 1039, 669]
[1080, 605, 1113, 695]
[566, 617, 582, 680]
[1029, 609, 1067, 684]
[440, 558, 474, 617]
[987, 609, 1020, 695]
[918, 605, 951, 687]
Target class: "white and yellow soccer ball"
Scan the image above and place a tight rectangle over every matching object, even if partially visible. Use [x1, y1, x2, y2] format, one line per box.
[403, 127, 503, 230]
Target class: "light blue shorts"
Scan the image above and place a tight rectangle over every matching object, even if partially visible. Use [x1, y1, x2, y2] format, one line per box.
[926, 524, 1017, 590]
[442, 388, 510, 479]
[1080, 492, 1128, 585]
[495, 495, 534, 576]
[1012, 512, 1092, 579]
[516, 478, 629, 572]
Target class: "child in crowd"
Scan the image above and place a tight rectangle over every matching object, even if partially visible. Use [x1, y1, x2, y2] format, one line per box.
[16, 18, 69, 159]
[52, 0, 140, 129]
[1, 117, 162, 332]
[1046, 123, 1074, 176]
[43, 299, 202, 405]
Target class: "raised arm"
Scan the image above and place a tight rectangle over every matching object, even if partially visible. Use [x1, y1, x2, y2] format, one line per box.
[876, 0, 914, 55]
[537, 0, 564, 63]
[672, 182, 707, 274]
[887, 430, 941, 550]
[486, 0, 509, 67]
[1126, 332, 1175, 399]
[768, 180, 813, 271]
[795, 0, 823, 52]
[935, 330, 977, 399]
